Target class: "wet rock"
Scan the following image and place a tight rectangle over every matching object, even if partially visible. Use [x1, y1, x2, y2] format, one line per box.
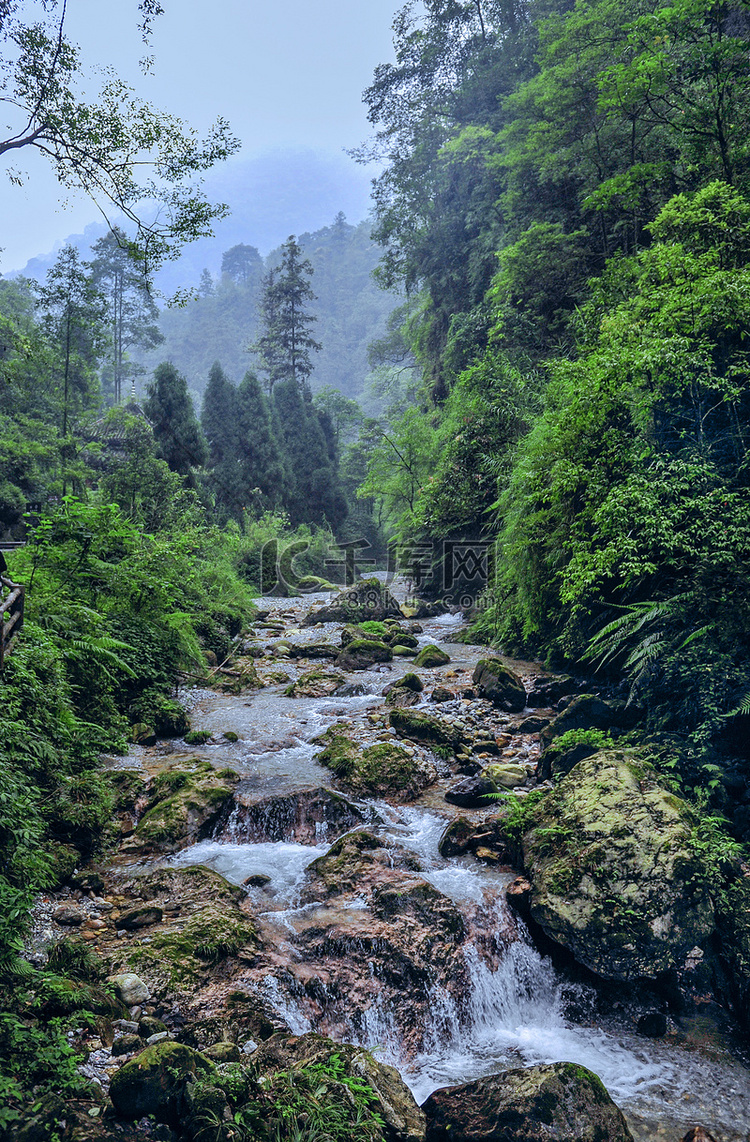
[422, 1061, 634, 1141]
[284, 667, 345, 697]
[304, 829, 421, 895]
[131, 722, 157, 746]
[139, 1015, 169, 1037]
[392, 643, 418, 657]
[244, 873, 272, 887]
[222, 786, 363, 844]
[514, 713, 551, 733]
[109, 1040, 215, 1122]
[431, 686, 454, 703]
[386, 687, 422, 708]
[522, 751, 715, 980]
[117, 905, 164, 930]
[110, 972, 151, 1006]
[333, 680, 369, 697]
[525, 674, 578, 708]
[131, 762, 239, 854]
[336, 637, 393, 671]
[413, 644, 451, 668]
[388, 708, 462, 752]
[315, 725, 437, 799]
[302, 641, 339, 659]
[682, 1129, 718, 1142]
[472, 659, 526, 712]
[539, 694, 615, 748]
[506, 876, 533, 918]
[112, 1032, 143, 1055]
[388, 631, 419, 649]
[445, 775, 499, 808]
[302, 577, 403, 625]
[637, 1010, 668, 1037]
[386, 672, 424, 694]
[400, 599, 448, 619]
[438, 817, 477, 857]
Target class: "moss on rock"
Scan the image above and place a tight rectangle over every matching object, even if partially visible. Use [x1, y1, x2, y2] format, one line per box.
[133, 762, 238, 853]
[109, 1040, 215, 1122]
[522, 750, 715, 980]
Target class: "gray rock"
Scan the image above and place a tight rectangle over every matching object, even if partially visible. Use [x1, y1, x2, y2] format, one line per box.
[110, 971, 151, 1006]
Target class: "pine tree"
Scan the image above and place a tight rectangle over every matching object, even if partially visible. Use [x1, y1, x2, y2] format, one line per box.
[236, 371, 288, 514]
[273, 378, 347, 528]
[144, 362, 208, 477]
[252, 236, 322, 392]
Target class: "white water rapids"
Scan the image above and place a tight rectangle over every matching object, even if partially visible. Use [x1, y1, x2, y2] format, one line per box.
[143, 597, 750, 1141]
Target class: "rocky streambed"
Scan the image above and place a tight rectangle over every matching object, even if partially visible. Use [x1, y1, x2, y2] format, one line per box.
[30, 580, 750, 1142]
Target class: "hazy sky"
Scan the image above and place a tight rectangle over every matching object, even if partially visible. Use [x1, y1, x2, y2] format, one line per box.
[1, 0, 400, 272]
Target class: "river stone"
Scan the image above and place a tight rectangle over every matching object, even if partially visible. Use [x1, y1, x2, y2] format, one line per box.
[386, 687, 422, 708]
[392, 643, 418, 657]
[525, 673, 578, 708]
[117, 904, 163, 930]
[302, 577, 403, 625]
[472, 659, 526, 712]
[483, 762, 528, 789]
[52, 904, 84, 926]
[388, 708, 462, 751]
[110, 972, 150, 1005]
[109, 1040, 215, 1122]
[336, 638, 393, 670]
[132, 761, 239, 854]
[422, 1061, 634, 1141]
[413, 644, 451, 668]
[522, 750, 715, 980]
[445, 775, 499, 808]
[284, 668, 345, 697]
[539, 693, 615, 747]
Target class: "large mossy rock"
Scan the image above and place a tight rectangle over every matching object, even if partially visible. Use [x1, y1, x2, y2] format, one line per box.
[422, 1062, 633, 1141]
[132, 762, 238, 853]
[253, 1033, 426, 1142]
[315, 725, 437, 799]
[109, 1040, 215, 1122]
[522, 751, 715, 980]
[472, 659, 526, 712]
[413, 644, 451, 668]
[302, 577, 403, 625]
[388, 708, 462, 753]
[336, 638, 394, 671]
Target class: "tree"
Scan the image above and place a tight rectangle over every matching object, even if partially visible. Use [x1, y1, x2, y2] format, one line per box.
[273, 378, 347, 527]
[144, 362, 207, 477]
[235, 370, 287, 515]
[252, 237, 321, 392]
[38, 244, 107, 436]
[221, 244, 263, 285]
[0, 2, 239, 278]
[89, 230, 163, 405]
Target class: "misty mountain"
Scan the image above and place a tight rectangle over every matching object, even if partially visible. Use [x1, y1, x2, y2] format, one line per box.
[16, 147, 378, 294]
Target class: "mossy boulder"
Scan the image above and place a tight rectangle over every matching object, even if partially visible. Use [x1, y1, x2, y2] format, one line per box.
[422, 1062, 633, 1141]
[386, 686, 422, 708]
[413, 644, 450, 668]
[284, 668, 345, 697]
[522, 750, 715, 980]
[252, 1033, 426, 1142]
[302, 577, 403, 625]
[387, 630, 419, 649]
[133, 762, 238, 853]
[539, 694, 615, 748]
[315, 724, 436, 798]
[109, 1040, 215, 1122]
[388, 708, 462, 753]
[336, 638, 393, 671]
[130, 691, 189, 739]
[483, 762, 529, 789]
[307, 829, 420, 894]
[111, 866, 256, 998]
[472, 659, 526, 712]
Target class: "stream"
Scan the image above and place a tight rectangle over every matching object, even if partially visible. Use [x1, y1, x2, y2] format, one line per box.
[113, 590, 750, 1142]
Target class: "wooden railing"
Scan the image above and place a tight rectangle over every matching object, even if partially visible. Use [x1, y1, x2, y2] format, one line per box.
[0, 575, 24, 670]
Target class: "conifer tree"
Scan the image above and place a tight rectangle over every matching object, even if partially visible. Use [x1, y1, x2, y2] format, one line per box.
[273, 378, 347, 528]
[144, 362, 208, 477]
[252, 237, 321, 392]
[236, 371, 288, 513]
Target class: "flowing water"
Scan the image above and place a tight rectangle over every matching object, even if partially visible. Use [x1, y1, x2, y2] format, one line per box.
[126, 589, 750, 1141]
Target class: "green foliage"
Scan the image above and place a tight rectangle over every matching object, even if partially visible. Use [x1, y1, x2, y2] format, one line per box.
[250, 1055, 386, 1142]
[145, 361, 208, 477]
